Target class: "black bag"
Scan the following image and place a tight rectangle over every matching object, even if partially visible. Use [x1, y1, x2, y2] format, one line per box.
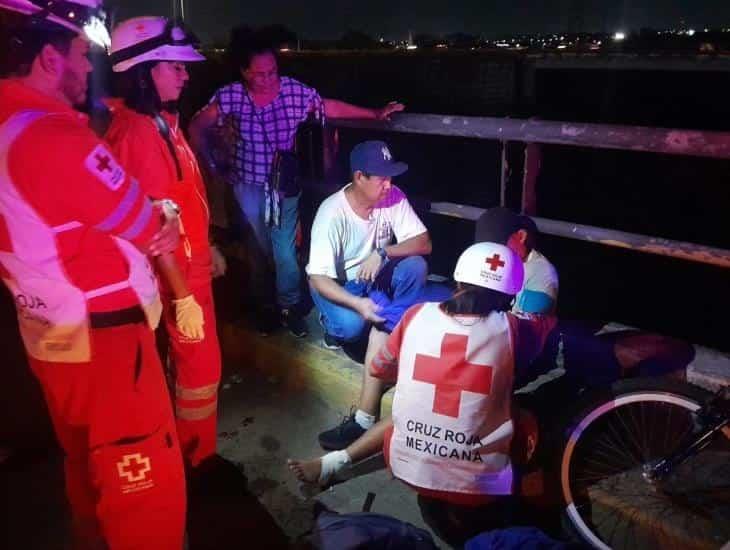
[270, 149, 301, 198]
[249, 93, 302, 198]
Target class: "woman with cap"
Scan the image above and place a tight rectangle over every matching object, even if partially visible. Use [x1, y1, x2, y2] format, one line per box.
[105, 16, 224, 471]
[289, 242, 538, 547]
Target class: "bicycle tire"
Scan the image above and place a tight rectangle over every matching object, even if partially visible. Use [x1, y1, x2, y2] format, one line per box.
[558, 377, 730, 550]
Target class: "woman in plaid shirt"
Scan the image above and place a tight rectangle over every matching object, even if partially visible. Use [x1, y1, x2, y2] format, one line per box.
[190, 28, 403, 337]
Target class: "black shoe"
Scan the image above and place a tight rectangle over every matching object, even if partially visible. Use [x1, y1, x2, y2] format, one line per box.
[281, 308, 308, 338]
[322, 332, 343, 350]
[318, 413, 367, 450]
[255, 306, 280, 336]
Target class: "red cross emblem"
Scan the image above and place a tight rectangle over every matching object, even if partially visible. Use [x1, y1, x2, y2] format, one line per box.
[117, 453, 151, 483]
[412, 334, 493, 418]
[95, 153, 113, 173]
[485, 253, 505, 271]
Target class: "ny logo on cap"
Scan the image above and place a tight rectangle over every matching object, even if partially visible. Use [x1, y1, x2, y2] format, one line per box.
[381, 146, 392, 161]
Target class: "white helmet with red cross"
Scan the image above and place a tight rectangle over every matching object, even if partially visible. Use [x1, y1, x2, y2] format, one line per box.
[0, 0, 110, 48]
[110, 16, 205, 73]
[453, 242, 524, 295]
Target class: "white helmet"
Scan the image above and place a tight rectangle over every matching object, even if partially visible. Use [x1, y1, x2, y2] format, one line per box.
[453, 242, 524, 295]
[110, 16, 205, 73]
[0, 0, 110, 48]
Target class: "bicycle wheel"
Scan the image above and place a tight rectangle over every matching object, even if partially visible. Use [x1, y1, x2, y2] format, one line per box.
[559, 377, 730, 550]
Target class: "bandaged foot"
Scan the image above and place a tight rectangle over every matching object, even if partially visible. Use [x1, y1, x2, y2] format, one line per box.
[287, 450, 351, 485]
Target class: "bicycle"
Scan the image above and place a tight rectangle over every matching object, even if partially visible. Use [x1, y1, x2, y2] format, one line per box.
[557, 377, 730, 549]
[317, 375, 730, 549]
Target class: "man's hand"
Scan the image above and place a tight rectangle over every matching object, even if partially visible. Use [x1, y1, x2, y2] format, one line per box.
[148, 215, 180, 256]
[355, 297, 385, 324]
[356, 251, 383, 283]
[210, 245, 227, 278]
[376, 101, 405, 120]
[173, 294, 205, 341]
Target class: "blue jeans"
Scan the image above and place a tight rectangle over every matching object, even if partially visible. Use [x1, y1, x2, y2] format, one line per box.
[310, 256, 428, 342]
[232, 183, 301, 309]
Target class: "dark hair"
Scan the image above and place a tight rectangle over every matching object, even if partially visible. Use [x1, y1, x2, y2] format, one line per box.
[114, 61, 165, 116]
[474, 207, 539, 254]
[519, 215, 538, 252]
[0, 12, 75, 77]
[441, 283, 514, 317]
[227, 25, 277, 72]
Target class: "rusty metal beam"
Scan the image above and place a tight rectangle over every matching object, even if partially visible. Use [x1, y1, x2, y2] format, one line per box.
[429, 202, 730, 269]
[499, 140, 509, 207]
[329, 114, 730, 159]
[521, 142, 541, 215]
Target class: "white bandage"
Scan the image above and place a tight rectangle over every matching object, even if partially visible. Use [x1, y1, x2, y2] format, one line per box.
[319, 450, 351, 484]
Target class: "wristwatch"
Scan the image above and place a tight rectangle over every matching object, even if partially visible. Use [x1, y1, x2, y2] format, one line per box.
[376, 247, 388, 260]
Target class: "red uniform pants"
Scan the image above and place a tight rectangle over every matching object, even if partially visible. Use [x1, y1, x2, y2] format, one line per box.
[29, 323, 186, 550]
[162, 282, 222, 468]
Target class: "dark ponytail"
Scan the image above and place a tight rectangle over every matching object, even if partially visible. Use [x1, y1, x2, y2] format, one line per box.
[441, 283, 514, 318]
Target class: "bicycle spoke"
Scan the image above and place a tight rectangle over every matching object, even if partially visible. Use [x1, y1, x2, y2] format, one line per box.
[562, 388, 729, 550]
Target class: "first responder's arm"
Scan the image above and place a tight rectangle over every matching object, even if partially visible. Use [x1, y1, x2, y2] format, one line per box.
[155, 255, 188, 298]
[10, 121, 176, 255]
[154, 254, 205, 341]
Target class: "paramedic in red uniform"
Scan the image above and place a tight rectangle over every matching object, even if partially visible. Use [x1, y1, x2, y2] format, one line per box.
[0, 1, 186, 548]
[289, 242, 536, 547]
[105, 16, 225, 470]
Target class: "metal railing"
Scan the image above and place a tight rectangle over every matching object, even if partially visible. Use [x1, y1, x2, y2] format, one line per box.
[327, 113, 730, 270]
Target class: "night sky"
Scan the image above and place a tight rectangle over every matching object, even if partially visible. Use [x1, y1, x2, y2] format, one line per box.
[109, 0, 730, 43]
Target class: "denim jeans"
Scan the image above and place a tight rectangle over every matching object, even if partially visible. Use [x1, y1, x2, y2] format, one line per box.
[232, 183, 301, 309]
[310, 256, 428, 342]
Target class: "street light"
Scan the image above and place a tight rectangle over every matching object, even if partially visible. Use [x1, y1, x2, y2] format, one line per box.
[613, 31, 626, 41]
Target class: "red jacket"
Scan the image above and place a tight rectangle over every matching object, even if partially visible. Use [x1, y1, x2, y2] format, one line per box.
[0, 79, 162, 362]
[106, 102, 212, 291]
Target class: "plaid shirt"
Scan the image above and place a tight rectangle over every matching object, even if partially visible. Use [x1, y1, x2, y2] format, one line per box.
[212, 77, 325, 187]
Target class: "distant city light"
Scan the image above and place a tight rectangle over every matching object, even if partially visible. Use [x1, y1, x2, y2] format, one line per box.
[406, 44, 418, 50]
[613, 31, 626, 41]
[279, 47, 291, 52]
[687, 29, 696, 37]
[557, 44, 567, 49]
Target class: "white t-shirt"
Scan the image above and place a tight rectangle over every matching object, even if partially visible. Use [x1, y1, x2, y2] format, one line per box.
[306, 184, 427, 282]
[514, 249, 559, 316]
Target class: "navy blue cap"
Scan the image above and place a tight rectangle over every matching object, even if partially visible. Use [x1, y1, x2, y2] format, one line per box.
[350, 140, 408, 177]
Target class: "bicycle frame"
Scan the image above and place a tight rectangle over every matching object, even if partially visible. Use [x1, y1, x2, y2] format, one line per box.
[642, 386, 730, 483]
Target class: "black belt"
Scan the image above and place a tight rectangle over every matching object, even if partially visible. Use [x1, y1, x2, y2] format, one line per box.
[89, 306, 146, 329]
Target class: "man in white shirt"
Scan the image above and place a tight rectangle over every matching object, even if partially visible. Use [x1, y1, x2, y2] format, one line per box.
[475, 207, 560, 380]
[307, 140, 432, 450]
[475, 207, 558, 317]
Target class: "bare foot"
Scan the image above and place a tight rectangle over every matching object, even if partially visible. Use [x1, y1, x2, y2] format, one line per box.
[287, 458, 322, 484]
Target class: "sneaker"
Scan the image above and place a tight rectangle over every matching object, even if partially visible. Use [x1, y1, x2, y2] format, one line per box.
[281, 308, 308, 338]
[318, 412, 367, 450]
[255, 306, 280, 336]
[322, 332, 343, 350]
